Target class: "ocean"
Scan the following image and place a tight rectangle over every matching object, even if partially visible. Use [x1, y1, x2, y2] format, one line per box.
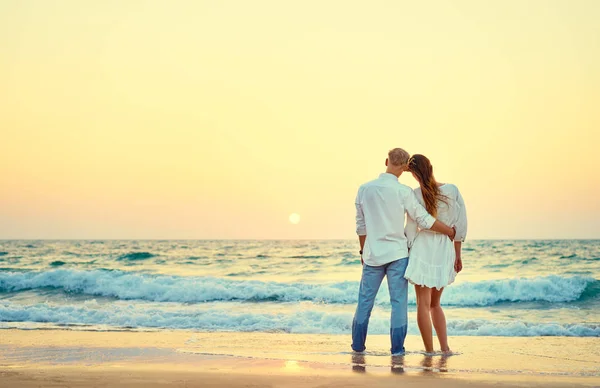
[0, 240, 598, 337]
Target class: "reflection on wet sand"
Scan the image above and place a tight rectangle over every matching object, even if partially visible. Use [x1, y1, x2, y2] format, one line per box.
[421, 354, 449, 373]
[351, 354, 366, 373]
[391, 355, 405, 375]
[351, 353, 451, 375]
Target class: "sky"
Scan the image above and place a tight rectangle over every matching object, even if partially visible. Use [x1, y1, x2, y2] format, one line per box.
[1, 0, 599, 239]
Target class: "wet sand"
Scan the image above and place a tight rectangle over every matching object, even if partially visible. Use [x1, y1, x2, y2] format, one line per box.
[1, 330, 599, 387]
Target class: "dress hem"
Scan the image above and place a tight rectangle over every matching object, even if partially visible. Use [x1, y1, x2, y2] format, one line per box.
[404, 275, 456, 291]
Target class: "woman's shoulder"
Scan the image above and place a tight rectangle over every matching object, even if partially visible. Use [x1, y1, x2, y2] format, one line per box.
[441, 183, 458, 190]
[441, 183, 460, 196]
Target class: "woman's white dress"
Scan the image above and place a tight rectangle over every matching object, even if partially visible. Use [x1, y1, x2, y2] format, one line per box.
[404, 184, 467, 290]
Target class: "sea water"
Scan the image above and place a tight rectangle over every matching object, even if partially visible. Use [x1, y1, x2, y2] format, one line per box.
[0, 240, 598, 337]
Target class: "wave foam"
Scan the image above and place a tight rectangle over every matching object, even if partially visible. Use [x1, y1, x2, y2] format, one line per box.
[0, 270, 596, 307]
[0, 301, 597, 337]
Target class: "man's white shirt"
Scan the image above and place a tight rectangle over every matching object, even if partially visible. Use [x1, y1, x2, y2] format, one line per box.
[355, 173, 436, 266]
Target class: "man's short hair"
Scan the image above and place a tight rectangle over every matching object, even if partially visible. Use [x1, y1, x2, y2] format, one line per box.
[388, 148, 410, 167]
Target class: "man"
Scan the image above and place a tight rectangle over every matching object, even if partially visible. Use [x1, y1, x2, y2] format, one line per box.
[352, 148, 455, 355]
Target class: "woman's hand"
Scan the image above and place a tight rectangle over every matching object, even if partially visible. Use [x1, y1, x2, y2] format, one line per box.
[454, 254, 463, 273]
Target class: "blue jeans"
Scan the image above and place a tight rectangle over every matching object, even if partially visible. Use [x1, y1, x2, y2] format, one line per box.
[351, 258, 409, 355]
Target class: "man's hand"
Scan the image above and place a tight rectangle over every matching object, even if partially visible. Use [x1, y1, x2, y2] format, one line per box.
[358, 235, 366, 266]
[429, 221, 456, 240]
[449, 226, 456, 241]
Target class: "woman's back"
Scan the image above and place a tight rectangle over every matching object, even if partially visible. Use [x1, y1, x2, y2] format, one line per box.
[414, 183, 467, 242]
[404, 182, 468, 289]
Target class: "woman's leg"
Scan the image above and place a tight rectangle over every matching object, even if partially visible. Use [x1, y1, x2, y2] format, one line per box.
[430, 287, 450, 352]
[415, 285, 434, 353]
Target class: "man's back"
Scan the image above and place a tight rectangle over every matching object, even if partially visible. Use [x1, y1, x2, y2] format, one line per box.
[356, 173, 434, 266]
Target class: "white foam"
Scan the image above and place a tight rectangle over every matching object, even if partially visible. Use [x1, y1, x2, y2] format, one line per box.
[0, 269, 596, 307]
[0, 300, 598, 337]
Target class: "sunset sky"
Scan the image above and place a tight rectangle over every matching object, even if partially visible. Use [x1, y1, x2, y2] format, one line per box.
[1, 0, 599, 239]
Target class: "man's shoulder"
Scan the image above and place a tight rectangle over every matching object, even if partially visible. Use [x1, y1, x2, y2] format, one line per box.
[356, 181, 372, 200]
[358, 177, 381, 190]
[359, 178, 414, 193]
[396, 182, 416, 195]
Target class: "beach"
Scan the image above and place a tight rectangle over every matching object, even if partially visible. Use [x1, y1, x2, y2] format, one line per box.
[1, 330, 599, 387]
[1, 240, 599, 386]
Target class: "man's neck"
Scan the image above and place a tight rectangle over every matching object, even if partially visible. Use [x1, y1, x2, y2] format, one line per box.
[385, 169, 402, 178]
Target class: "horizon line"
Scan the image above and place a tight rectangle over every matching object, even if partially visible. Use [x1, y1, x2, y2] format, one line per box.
[1, 238, 599, 241]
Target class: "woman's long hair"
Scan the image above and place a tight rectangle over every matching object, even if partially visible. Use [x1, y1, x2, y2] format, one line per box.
[408, 154, 447, 217]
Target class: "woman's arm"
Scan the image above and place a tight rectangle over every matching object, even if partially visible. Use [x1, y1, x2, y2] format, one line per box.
[454, 241, 462, 273]
[453, 187, 468, 242]
[453, 186, 466, 273]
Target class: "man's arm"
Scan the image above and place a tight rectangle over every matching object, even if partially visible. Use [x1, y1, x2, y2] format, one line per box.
[356, 188, 367, 265]
[358, 235, 366, 265]
[405, 190, 455, 240]
[405, 215, 418, 250]
[429, 220, 456, 240]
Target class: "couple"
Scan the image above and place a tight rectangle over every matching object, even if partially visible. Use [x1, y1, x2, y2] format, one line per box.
[352, 148, 467, 355]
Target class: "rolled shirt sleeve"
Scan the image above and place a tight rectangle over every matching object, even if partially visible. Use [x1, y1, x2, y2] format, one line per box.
[405, 191, 436, 230]
[355, 187, 367, 235]
[404, 215, 418, 249]
[453, 187, 468, 242]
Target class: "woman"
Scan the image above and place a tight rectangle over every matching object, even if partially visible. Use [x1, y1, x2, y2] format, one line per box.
[404, 154, 467, 354]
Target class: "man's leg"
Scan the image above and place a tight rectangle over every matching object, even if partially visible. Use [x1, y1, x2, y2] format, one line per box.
[386, 257, 409, 355]
[351, 264, 386, 352]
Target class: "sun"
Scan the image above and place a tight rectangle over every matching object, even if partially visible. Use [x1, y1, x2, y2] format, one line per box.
[289, 213, 301, 225]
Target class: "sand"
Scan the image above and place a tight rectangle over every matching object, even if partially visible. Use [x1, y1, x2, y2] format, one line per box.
[1, 330, 599, 387]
